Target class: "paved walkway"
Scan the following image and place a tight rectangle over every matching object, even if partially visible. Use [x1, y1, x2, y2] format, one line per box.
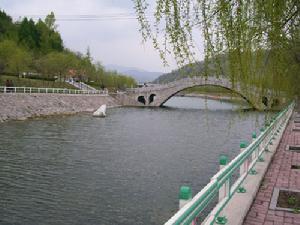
[243, 108, 300, 225]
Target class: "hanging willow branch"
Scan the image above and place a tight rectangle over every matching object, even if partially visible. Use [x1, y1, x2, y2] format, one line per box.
[133, 0, 300, 97]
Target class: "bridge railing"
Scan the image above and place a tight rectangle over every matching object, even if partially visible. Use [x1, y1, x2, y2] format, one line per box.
[165, 101, 295, 225]
[0, 86, 108, 95]
[126, 76, 229, 93]
[125, 77, 195, 92]
[65, 80, 97, 91]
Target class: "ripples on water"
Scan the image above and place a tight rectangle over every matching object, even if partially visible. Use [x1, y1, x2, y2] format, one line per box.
[0, 97, 269, 225]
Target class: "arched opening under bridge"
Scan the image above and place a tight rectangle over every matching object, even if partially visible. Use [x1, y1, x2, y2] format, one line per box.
[161, 85, 253, 109]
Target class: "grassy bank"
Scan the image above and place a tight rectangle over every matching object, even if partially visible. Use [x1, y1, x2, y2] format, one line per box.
[180, 86, 241, 97]
[0, 75, 76, 89]
[179, 86, 248, 104]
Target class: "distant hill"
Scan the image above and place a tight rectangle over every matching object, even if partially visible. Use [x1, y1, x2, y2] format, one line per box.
[153, 55, 231, 84]
[105, 64, 162, 83]
[153, 61, 206, 84]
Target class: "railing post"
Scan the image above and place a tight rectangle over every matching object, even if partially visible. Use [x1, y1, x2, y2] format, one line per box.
[266, 122, 272, 145]
[178, 186, 197, 224]
[240, 141, 248, 175]
[219, 155, 229, 202]
[4, 86, 6, 93]
[179, 186, 192, 209]
[248, 132, 259, 175]
[259, 127, 265, 154]
[251, 132, 257, 161]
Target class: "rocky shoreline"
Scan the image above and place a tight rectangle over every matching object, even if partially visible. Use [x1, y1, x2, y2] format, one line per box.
[0, 93, 119, 123]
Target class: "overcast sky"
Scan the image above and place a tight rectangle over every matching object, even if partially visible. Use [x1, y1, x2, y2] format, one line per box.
[1, 0, 203, 73]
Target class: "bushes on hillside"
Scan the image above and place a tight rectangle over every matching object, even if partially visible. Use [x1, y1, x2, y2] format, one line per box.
[0, 10, 137, 90]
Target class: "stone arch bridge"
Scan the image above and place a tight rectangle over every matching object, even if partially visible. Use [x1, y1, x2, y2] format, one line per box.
[116, 76, 277, 110]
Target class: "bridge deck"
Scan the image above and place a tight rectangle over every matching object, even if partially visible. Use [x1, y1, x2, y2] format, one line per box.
[243, 107, 300, 225]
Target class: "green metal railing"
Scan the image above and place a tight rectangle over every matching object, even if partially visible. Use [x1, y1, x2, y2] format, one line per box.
[165, 101, 295, 225]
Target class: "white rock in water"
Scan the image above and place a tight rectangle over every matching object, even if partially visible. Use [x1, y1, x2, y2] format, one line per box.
[93, 104, 106, 117]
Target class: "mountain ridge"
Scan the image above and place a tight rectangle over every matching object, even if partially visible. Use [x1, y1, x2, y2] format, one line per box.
[153, 61, 206, 84]
[105, 64, 162, 83]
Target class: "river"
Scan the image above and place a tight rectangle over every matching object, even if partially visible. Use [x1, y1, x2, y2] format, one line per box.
[0, 97, 269, 225]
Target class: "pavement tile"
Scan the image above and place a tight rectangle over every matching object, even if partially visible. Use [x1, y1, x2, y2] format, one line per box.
[243, 110, 300, 224]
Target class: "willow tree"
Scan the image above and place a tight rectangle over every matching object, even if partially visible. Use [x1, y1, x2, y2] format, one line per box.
[134, 0, 300, 99]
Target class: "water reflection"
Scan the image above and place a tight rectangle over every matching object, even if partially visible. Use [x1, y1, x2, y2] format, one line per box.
[164, 96, 249, 110]
[0, 97, 267, 225]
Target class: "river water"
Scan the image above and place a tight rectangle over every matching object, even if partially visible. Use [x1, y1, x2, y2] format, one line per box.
[0, 97, 268, 225]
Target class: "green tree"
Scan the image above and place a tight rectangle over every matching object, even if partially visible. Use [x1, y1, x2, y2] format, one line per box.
[0, 9, 136, 90]
[36, 19, 51, 54]
[134, 0, 300, 97]
[36, 52, 77, 82]
[72, 50, 97, 82]
[36, 18, 63, 53]
[49, 31, 63, 51]
[18, 18, 40, 50]
[0, 40, 32, 75]
[45, 11, 57, 30]
[0, 10, 17, 41]
[44, 12, 63, 51]
[86, 46, 91, 61]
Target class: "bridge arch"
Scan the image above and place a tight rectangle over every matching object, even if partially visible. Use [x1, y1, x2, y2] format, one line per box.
[159, 84, 256, 108]
[137, 95, 146, 105]
[149, 94, 156, 104]
[124, 76, 268, 110]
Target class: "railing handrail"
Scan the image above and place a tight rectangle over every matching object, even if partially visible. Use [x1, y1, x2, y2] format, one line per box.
[0, 86, 108, 95]
[126, 76, 227, 92]
[65, 80, 97, 91]
[165, 101, 295, 225]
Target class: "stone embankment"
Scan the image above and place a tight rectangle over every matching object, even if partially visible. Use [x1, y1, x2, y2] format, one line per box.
[0, 94, 119, 122]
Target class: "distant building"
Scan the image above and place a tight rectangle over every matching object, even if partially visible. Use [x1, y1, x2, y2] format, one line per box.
[67, 69, 87, 82]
